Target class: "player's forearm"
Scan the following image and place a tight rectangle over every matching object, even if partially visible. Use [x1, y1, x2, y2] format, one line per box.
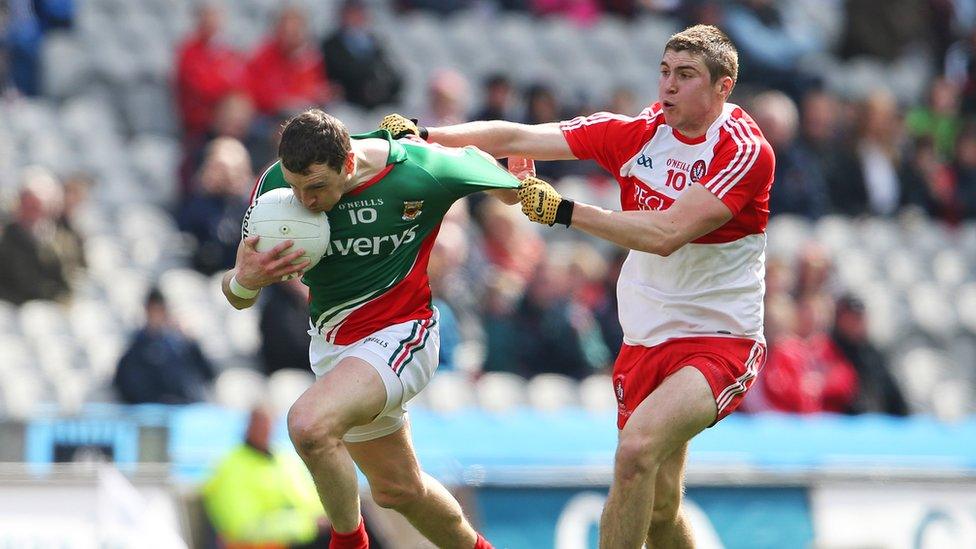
[570, 203, 682, 256]
[428, 121, 573, 160]
[222, 270, 259, 310]
[427, 121, 521, 157]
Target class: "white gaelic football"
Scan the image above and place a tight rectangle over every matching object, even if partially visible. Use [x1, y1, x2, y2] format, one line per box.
[242, 187, 331, 279]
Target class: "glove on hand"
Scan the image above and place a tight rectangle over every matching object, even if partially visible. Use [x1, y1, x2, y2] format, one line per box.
[380, 114, 428, 140]
[517, 176, 574, 227]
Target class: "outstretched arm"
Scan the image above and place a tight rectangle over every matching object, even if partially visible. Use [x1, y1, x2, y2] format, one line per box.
[571, 184, 733, 256]
[519, 178, 732, 256]
[428, 121, 576, 161]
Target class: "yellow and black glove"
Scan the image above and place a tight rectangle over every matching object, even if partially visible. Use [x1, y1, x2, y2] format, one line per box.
[380, 114, 429, 140]
[517, 176, 574, 227]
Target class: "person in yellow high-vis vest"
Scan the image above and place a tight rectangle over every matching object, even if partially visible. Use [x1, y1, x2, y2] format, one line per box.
[203, 405, 326, 549]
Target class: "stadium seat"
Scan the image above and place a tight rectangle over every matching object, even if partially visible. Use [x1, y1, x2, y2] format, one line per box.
[766, 215, 811, 259]
[0, 335, 34, 372]
[19, 300, 70, 340]
[126, 135, 180, 204]
[932, 249, 968, 289]
[226, 307, 261, 358]
[884, 249, 923, 289]
[579, 374, 615, 414]
[894, 347, 953, 413]
[0, 301, 19, 335]
[214, 367, 268, 411]
[422, 371, 477, 414]
[957, 283, 976, 335]
[475, 371, 527, 413]
[1, 369, 47, 419]
[41, 32, 92, 99]
[527, 373, 580, 412]
[267, 369, 315, 417]
[834, 248, 877, 291]
[907, 283, 956, 341]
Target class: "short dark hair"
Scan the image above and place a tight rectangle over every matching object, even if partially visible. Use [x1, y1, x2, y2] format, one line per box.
[278, 109, 351, 175]
[145, 287, 166, 308]
[665, 24, 739, 84]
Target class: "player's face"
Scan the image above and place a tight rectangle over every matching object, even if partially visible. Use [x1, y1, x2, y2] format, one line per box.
[658, 50, 727, 136]
[281, 163, 348, 212]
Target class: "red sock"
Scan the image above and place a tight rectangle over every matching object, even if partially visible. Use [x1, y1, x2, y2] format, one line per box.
[473, 533, 494, 549]
[330, 518, 368, 549]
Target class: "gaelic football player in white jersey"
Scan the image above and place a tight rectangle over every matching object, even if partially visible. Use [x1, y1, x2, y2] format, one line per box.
[384, 24, 775, 549]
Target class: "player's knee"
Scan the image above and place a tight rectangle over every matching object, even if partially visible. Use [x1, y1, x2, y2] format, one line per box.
[370, 478, 425, 511]
[287, 400, 343, 457]
[614, 433, 667, 481]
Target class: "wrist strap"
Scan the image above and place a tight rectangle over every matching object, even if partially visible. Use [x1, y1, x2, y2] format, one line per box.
[554, 199, 574, 227]
[408, 118, 429, 141]
[230, 275, 259, 299]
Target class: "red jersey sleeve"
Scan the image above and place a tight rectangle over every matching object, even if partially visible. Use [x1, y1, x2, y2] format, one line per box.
[698, 111, 774, 216]
[560, 108, 660, 176]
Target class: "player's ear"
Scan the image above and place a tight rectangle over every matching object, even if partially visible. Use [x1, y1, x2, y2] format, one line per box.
[344, 151, 355, 174]
[718, 75, 734, 99]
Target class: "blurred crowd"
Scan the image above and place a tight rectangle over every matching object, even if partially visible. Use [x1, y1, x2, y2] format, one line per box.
[5, 0, 976, 421]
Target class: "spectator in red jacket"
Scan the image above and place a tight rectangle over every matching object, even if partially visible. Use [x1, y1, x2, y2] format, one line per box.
[746, 294, 859, 414]
[245, 6, 331, 117]
[175, 3, 246, 139]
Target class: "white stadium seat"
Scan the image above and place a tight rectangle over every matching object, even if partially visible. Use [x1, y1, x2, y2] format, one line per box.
[422, 371, 476, 414]
[267, 369, 316, 417]
[527, 373, 580, 412]
[579, 374, 615, 414]
[214, 368, 268, 411]
[475, 371, 527, 413]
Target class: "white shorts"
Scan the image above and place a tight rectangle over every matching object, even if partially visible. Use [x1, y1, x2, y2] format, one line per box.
[308, 309, 440, 443]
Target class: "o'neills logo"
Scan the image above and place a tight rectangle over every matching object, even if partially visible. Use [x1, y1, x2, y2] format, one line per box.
[691, 159, 707, 183]
[534, 190, 545, 216]
[241, 203, 256, 239]
[402, 200, 424, 220]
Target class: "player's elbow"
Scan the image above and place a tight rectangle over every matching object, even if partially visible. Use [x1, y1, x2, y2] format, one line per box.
[634, 233, 682, 257]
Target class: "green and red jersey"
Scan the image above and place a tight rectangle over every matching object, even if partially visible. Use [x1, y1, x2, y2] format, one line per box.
[250, 130, 519, 344]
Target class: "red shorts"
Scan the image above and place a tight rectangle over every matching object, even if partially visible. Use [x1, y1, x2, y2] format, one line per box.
[612, 337, 765, 429]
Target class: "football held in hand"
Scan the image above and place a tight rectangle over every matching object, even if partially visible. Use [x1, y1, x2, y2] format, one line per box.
[242, 187, 331, 279]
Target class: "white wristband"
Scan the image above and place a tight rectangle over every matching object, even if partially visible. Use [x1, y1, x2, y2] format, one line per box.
[229, 275, 260, 299]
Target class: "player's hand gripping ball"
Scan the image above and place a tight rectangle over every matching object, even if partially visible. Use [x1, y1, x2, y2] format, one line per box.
[242, 188, 331, 280]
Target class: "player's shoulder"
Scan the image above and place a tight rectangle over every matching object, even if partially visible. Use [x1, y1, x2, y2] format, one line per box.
[250, 160, 286, 203]
[715, 104, 774, 159]
[562, 103, 664, 131]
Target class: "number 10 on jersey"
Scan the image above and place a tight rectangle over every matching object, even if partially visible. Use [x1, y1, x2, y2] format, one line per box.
[349, 208, 377, 224]
[665, 169, 687, 191]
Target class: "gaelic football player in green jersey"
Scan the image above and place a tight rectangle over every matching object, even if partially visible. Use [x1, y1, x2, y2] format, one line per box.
[222, 109, 518, 549]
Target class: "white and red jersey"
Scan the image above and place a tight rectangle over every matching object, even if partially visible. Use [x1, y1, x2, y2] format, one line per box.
[561, 102, 775, 347]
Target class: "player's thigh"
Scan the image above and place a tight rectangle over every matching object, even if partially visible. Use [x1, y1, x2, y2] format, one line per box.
[289, 356, 388, 438]
[346, 419, 423, 492]
[619, 366, 716, 465]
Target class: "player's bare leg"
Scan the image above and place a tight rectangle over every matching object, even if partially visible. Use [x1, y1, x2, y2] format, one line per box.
[645, 444, 695, 549]
[287, 357, 388, 533]
[599, 367, 715, 549]
[348, 421, 479, 549]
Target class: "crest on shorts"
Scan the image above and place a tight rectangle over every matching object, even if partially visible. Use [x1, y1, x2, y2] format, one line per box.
[690, 160, 707, 183]
[402, 200, 424, 221]
[614, 376, 625, 406]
